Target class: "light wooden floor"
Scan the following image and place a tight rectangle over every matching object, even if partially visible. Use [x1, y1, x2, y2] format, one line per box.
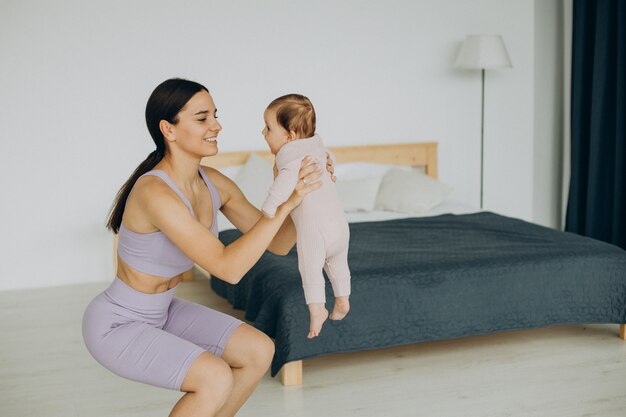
[1, 273, 625, 417]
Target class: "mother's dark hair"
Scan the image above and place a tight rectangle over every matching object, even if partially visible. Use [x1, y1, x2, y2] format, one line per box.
[106, 78, 209, 233]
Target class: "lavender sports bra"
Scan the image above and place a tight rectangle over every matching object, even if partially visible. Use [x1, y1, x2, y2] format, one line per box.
[117, 168, 221, 278]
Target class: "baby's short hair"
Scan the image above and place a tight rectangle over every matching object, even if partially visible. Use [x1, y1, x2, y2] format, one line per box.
[267, 94, 316, 138]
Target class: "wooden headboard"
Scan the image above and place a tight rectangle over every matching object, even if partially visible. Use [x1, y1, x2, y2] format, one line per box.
[201, 142, 438, 179]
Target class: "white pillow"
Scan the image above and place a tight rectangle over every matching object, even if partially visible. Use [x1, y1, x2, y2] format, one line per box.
[235, 153, 274, 209]
[375, 168, 452, 214]
[335, 176, 383, 212]
[215, 165, 243, 232]
[333, 162, 396, 181]
[333, 162, 425, 181]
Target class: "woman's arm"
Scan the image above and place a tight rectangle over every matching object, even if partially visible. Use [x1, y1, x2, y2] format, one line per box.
[209, 170, 298, 256]
[139, 173, 320, 284]
[206, 152, 335, 256]
[206, 157, 324, 256]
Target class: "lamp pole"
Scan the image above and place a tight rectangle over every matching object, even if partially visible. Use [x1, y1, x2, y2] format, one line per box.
[480, 68, 485, 210]
[454, 34, 512, 211]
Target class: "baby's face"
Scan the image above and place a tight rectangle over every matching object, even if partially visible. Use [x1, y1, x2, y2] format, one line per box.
[262, 109, 290, 154]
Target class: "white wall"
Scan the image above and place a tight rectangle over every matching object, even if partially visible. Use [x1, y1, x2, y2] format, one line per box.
[0, 0, 538, 291]
[533, 0, 564, 229]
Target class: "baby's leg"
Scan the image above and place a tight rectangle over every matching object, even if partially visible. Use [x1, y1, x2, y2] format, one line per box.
[297, 236, 329, 339]
[324, 245, 351, 321]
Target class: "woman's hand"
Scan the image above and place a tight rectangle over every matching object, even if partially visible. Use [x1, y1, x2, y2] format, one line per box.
[276, 153, 333, 181]
[326, 152, 336, 182]
[283, 156, 323, 211]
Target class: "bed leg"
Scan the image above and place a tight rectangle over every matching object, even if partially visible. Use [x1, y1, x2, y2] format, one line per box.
[620, 324, 625, 340]
[280, 360, 303, 386]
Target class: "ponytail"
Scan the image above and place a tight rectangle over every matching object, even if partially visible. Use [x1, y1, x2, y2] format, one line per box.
[106, 150, 163, 233]
[105, 78, 209, 233]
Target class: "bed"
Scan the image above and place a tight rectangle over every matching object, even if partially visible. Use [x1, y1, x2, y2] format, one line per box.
[196, 142, 626, 386]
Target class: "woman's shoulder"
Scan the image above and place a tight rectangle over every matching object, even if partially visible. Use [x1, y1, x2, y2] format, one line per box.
[133, 171, 169, 191]
[122, 172, 184, 232]
[200, 165, 234, 189]
[200, 165, 241, 207]
[199, 164, 219, 178]
[129, 172, 182, 209]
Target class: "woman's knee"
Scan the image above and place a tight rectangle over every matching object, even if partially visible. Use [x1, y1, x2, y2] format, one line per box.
[246, 332, 274, 372]
[221, 324, 275, 372]
[181, 352, 234, 402]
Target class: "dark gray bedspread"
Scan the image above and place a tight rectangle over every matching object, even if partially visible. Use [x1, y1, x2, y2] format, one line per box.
[213, 212, 626, 376]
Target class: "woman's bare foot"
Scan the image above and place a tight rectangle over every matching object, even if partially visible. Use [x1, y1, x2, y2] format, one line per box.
[307, 303, 329, 339]
[329, 296, 350, 320]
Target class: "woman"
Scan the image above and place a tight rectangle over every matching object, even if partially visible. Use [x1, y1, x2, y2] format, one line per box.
[82, 78, 334, 417]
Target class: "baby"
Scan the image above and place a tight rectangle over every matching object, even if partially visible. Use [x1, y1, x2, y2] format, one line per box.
[261, 94, 351, 339]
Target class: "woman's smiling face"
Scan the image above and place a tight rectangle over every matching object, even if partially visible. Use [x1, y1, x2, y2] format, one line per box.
[166, 90, 222, 157]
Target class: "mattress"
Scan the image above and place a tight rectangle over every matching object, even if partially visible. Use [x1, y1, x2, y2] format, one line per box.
[213, 211, 626, 376]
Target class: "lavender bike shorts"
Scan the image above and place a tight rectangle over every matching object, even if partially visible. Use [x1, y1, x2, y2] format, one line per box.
[82, 277, 243, 391]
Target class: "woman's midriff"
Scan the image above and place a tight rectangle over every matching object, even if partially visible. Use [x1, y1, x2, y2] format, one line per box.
[116, 256, 183, 294]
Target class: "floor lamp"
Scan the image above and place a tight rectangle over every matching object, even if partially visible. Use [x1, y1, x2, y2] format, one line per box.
[455, 34, 512, 209]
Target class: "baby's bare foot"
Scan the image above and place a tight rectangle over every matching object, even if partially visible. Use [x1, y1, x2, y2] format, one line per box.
[329, 296, 350, 320]
[307, 303, 329, 339]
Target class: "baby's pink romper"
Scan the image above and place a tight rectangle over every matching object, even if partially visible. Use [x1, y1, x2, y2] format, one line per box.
[262, 134, 351, 304]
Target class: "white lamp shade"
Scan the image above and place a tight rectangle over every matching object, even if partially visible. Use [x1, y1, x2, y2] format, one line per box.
[455, 34, 513, 69]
